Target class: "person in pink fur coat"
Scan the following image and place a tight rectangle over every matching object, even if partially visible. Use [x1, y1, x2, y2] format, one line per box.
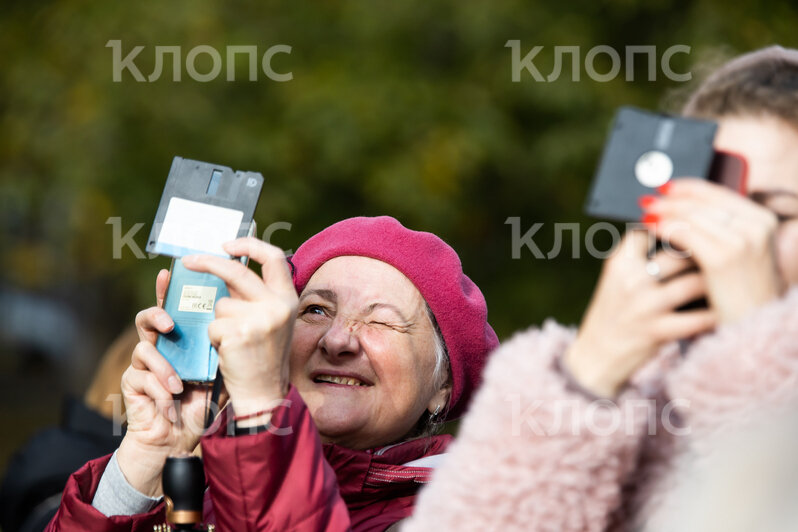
[403, 46, 798, 531]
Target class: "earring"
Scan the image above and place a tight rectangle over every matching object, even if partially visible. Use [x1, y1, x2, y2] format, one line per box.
[432, 405, 442, 418]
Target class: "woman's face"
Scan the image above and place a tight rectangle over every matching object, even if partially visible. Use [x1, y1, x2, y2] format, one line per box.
[714, 115, 798, 286]
[289, 256, 450, 450]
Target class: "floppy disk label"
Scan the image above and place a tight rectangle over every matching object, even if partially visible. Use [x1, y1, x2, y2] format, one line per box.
[155, 197, 244, 257]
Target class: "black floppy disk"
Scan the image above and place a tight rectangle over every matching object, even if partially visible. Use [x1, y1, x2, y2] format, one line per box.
[585, 107, 737, 222]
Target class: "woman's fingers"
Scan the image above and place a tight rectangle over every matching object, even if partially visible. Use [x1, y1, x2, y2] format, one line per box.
[181, 253, 269, 301]
[648, 250, 696, 281]
[212, 296, 253, 319]
[648, 203, 775, 273]
[174, 384, 214, 430]
[181, 239, 296, 305]
[652, 198, 742, 238]
[156, 269, 171, 307]
[651, 309, 717, 343]
[644, 182, 778, 262]
[646, 212, 726, 268]
[131, 341, 183, 395]
[223, 238, 296, 301]
[135, 306, 174, 343]
[613, 228, 652, 263]
[206, 316, 256, 351]
[665, 179, 778, 229]
[131, 268, 174, 348]
[661, 178, 750, 209]
[123, 366, 177, 422]
[655, 272, 706, 311]
[210, 299, 296, 345]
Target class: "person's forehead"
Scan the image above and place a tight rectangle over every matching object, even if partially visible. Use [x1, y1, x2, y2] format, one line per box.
[715, 115, 798, 193]
[303, 256, 424, 309]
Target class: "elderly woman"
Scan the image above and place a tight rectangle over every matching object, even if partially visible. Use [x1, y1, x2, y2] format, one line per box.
[46, 216, 498, 531]
[403, 46, 798, 531]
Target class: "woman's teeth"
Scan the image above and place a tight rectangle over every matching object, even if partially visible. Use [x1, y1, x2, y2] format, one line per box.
[315, 375, 367, 386]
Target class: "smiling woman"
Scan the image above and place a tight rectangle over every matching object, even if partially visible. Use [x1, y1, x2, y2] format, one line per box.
[293, 256, 452, 449]
[45, 216, 498, 531]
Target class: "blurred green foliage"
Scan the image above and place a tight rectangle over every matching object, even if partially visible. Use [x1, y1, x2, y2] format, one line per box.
[1, 0, 797, 367]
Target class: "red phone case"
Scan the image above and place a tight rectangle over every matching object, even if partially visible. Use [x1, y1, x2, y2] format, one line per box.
[708, 149, 748, 194]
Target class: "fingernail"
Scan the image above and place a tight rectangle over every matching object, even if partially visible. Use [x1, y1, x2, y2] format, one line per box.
[167, 405, 178, 423]
[182, 255, 197, 265]
[657, 182, 672, 195]
[158, 315, 173, 330]
[641, 213, 660, 225]
[168, 376, 183, 394]
[638, 195, 658, 209]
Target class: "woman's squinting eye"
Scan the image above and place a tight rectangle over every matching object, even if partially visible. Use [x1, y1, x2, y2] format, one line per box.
[367, 319, 411, 333]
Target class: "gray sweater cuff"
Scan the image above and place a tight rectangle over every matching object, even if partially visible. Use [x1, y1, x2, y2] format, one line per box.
[91, 450, 162, 517]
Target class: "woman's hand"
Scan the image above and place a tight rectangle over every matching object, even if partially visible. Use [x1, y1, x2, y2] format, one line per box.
[564, 230, 717, 398]
[181, 238, 298, 428]
[643, 178, 784, 324]
[117, 269, 209, 497]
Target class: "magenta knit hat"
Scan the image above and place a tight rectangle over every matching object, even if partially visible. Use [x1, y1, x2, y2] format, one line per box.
[290, 216, 498, 420]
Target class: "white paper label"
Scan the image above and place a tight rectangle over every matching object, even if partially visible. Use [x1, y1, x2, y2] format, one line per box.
[157, 197, 244, 256]
[178, 285, 218, 313]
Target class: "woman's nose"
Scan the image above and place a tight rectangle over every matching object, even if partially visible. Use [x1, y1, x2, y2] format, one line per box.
[318, 317, 361, 358]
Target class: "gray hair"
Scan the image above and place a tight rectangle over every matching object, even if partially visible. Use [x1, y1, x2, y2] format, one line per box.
[416, 303, 451, 438]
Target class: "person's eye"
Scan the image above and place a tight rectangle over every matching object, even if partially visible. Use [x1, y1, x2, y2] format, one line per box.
[775, 210, 798, 223]
[302, 304, 328, 317]
[367, 320, 410, 333]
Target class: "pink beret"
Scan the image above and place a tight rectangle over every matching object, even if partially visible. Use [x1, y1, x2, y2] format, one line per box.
[290, 216, 498, 420]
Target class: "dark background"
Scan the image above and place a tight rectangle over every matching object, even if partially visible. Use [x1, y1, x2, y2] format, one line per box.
[1, 0, 796, 477]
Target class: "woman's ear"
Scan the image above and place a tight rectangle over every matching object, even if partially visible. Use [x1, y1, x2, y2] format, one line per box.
[427, 384, 451, 416]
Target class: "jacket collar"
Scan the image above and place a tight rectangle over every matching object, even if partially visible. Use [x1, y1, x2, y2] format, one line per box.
[323, 435, 452, 506]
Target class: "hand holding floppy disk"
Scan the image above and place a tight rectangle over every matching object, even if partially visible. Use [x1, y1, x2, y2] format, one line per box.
[146, 157, 264, 383]
[180, 237, 297, 422]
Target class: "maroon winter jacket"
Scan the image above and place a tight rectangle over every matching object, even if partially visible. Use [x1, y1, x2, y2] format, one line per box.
[45, 386, 451, 531]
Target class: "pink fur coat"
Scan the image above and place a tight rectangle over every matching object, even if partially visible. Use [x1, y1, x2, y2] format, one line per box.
[403, 287, 798, 531]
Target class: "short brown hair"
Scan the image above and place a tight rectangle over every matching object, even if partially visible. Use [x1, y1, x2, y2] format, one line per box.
[682, 45, 798, 129]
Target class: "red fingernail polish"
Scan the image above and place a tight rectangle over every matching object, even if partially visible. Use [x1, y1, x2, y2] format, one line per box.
[638, 195, 657, 209]
[657, 182, 672, 195]
[641, 213, 659, 225]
